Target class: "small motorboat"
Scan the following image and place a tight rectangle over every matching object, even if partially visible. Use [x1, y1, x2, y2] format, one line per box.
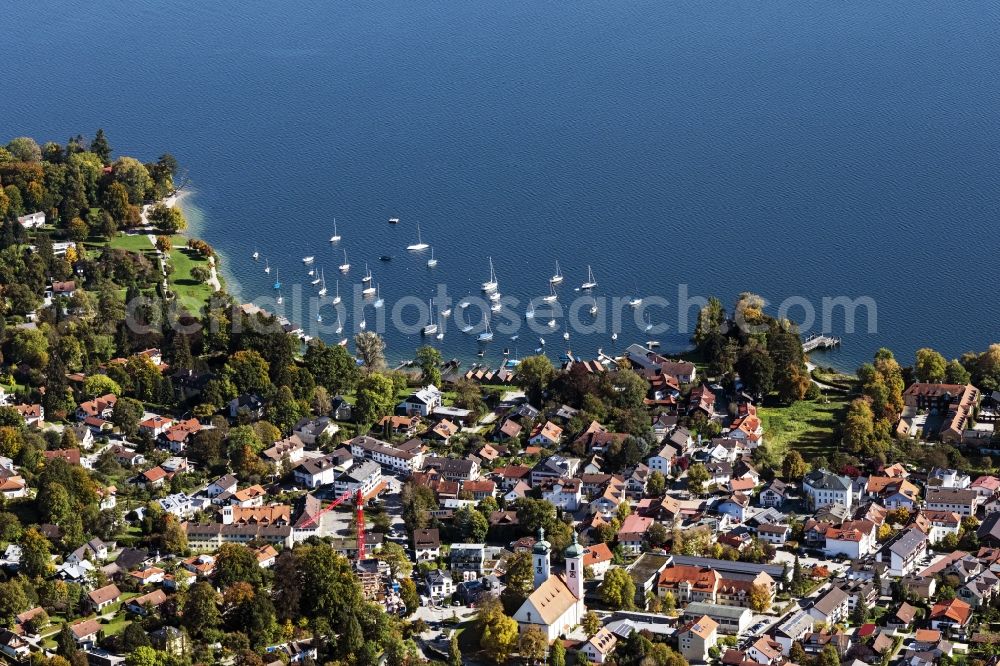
[303, 256, 315, 264]
[611, 332, 618, 341]
[628, 296, 642, 308]
[252, 249, 259, 260]
[490, 301, 502, 312]
[564, 331, 570, 341]
[539, 337, 546, 345]
[380, 255, 393, 262]
[264, 259, 271, 274]
[389, 217, 399, 224]
[441, 307, 452, 317]
[548, 319, 556, 328]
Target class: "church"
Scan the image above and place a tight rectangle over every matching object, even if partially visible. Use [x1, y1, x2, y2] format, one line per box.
[512, 528, 587, 641]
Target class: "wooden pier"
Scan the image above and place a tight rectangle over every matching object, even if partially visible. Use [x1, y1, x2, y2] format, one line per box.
[802, 334, 841, 353]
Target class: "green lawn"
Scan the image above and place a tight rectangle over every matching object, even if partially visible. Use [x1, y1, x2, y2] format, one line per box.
[759, 394, 850, 460]
[108, 233, 155, 253]
[167, 236, 214, 312]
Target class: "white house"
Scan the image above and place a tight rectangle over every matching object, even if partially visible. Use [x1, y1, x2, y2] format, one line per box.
[678, 615, 718, 663]
[580, 628, 619, 664]
[17, 212, 45, 229]
[334, 460, 382, 497]
[807, 587, 849, 626]
[803, 469, 853, 510]
[541, 478, 583, 512]
[399, 385, 442, 417]
[824, 520, 877, 560]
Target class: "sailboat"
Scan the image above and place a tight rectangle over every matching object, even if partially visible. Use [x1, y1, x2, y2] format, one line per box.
[477, 314, 493, 342]
[362, 264, 372, 284]
[264, 258, 271, 274]
[276, 292, 283, 305]
[374, 284, 384, 309]
[628, 295, 642, 308]
[332, 280, 341, 305]
[581, 265, 598, 290]
[460, 312, 474, 334]
[490, 299, 502, 312]
[526, 304, 535, 318]
[612, 332, 618, 341]
[435, 313, 445, 341]
[335, 311, 343, 334]
[362, 275, 376, 296]
[441, 305, 452, 317]
[644, 313, 653, 332]
[318, 269, 327, 296]
[252, 248, 259, 260]
[548, 318, 556, 328]
[273, 268, 281, 291]
[303, 255, 315, 264]
[422, 299, 438, 335]
[359, 314, 366, 330]
[481, 257, 498, 292]
[407, 222, 429, 251]
[589, 297, 598, 315]
[550, 260, 563, 284]
[311, 274, 321, 286]
[427, 247, 438, 268]
[489, 290, 501, 302]
[307, 268, 315, 277]
[329, 218, 341, 243]
[338, 249, 350, 273]
[543, 282, 558, 303]
[564, 331, 570, 341]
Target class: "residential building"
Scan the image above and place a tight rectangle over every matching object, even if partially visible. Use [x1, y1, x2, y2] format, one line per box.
[423, 456, 479, 482]
[759, 479, 788, 508]
[925, 488, 980, 517]
[413, 528, 441, 561]
[540, 478, 583, 511]
[774, 610, 814, 655]
[87, 584, 121, 612]
[678, 615, 718, 662]
[292, 416, 338, 445]
[878, 527, 927, 577]
[681, 603, 752, 636]
[334, 460, 382, 496]
[349, 435, 424, 474]
[399, 385, 443, 416]
[824, 520, 877, 559]
[808, 586, 849, 625]
[804, 469, 853, 510]
[580, 627, 618, 664]
[929, 598, 973, 634]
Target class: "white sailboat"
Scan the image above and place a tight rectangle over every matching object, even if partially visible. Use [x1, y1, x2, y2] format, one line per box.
[362, 263, 372, 283]
[441, 305, 452, 317]
[581, 265, 597, 290]
[303, 255, 315, 264]
[542, 282, 557, 303]
[307, 268, 315, 277]
[335, 311, 343, 334]
[359, 315, 366, 330]
[422, 299, 438, 335]
[332, 280, 341, 305]
[338, 249, 350, 273]
[460, 314, 474, 334]
[490, 300, 502, 312]
[612, 332, 618, 341]
[427, 246, 437, 267]
[252, 249, 259, 260]
[362, 276, 376, 296]
[435, 313, 444, 340]
[264, 258, 271, 274]
[550, 260, 563, 284]
[589, 296, 598, 315]
[374, 284, 384, 309]
[481, 257, 498, 292]
[477, 314, 493, 342]
[311, 274, 321, 286]
[644, 313, 653, 332]
[548, 318, 556, 328]
[564, 331, 570, 341]
[489, 291, 501, 302]
[525, 305, 535, 318]
[628, 295, 642, 307]
[318, 269, 328, 296]
[407, 222, 429, 251]
[329, 218, 341, 243]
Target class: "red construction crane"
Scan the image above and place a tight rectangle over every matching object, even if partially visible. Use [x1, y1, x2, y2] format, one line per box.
[297, 488, 367, 560]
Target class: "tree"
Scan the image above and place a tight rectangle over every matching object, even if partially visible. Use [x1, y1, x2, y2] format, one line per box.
[915, 348, 947, 383]
[782, 450, 809, 480]
[147, 203, 186, 233]
[415, 345, 442, 386]
[551, 639, 567, 666]
[819, 642, 841, 666]
[945, 358, 971, 385]
[790, 641, 808, 665]
[377, 541, 413, 579]
[851, 595, 869, 625]
[125, 646, 160, 666]
[449, 634, 462, 666]
[183, 582, 221, 637]
[39, 482, 73, 525]
[600, 567, 636, 610]
[224, 350, 271, 396]
[215, 544, 264, 588]
[647, 470, 666, 496]
[355, 373, 396, 426]
[305, 340, 360, 395]
[517, 355, 555, 403]
[20, 527, 53, 578]
[0, 579, 29, 626]
[749, 583, 772, 612]
[582, 610, 601, 636]
[161, 516, 188, 553]
[82, 374, 121, 399]
[454, 506, 489, 543]
[401, 577, 419, 615]
[112, 157, 153, 203]
[843, 398, 877, 456]
[686, 463, 710, 495]
[519, 626, 548, 661]
[91, 129, 112, 164]
[480, 612, 519, 664]
[354, 332, 386, 371]
[646, 522, 669, 548]
[111, 397, 144, 437]
[266, 385, 304, 434]
[736, 347, 775, 399]
[7, 137, 41, 162]
[503, 551, 534, 603]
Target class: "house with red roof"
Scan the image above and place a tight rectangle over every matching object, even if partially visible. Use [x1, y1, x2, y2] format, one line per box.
[582, 542, 614, 576]
[617, 515, 654, 554]
[930, 597, 972, 633]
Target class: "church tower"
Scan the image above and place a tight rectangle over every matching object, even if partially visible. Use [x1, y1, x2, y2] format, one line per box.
[564, 530, 585, 600]
[532, 527, 551, 589]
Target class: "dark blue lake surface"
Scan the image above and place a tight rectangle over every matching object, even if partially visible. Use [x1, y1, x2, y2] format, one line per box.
[4, 0, 999, 369]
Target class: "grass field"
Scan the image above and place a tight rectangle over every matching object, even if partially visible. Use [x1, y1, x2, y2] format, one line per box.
[108, 233, 155, 253]
[167, 236, 214, 312]
[759, 394, 850, 460]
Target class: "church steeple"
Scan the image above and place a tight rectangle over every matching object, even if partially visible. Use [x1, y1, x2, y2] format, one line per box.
[564, 530, 585, 599]
[532, 527, 551, 588]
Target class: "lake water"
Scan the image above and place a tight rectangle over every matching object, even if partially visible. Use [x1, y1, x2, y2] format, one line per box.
[4, 0, 999, 370]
